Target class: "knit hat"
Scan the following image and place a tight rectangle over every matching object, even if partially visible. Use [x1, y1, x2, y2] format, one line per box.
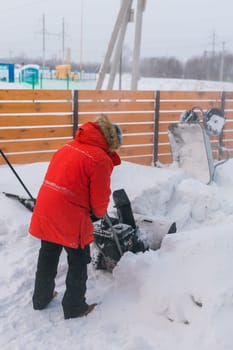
[113, 123, 123, 145]
[95, 114, 122, 151]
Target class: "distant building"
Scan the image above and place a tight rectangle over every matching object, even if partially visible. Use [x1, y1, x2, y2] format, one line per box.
[0, 63, 15, 82]
[20, 64, 40, 85]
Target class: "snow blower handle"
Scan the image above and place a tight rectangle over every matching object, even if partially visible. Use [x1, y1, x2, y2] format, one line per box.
[104, 214, 123, 257]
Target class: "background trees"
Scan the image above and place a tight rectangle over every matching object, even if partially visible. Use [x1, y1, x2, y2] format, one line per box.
[2, 49, 233, 82]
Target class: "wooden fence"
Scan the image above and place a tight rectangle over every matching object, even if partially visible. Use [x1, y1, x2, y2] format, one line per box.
[0, 89, 233, 166]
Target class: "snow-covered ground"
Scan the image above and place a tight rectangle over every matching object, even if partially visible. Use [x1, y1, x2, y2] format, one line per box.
[1, 74, 233, 90]
[113, 75, 233, 91]
[1, 77, 233, 350]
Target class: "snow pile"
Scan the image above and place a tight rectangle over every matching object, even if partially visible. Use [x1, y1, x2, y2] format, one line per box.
[103, 75, 233, 91]
[1, 158, 233, 349]
[2, 75, 233, 349]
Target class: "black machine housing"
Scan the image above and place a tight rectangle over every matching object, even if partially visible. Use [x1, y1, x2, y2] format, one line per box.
[92, 189, 147, 272]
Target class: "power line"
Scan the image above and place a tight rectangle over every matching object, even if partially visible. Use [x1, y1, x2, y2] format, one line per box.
[36, 13, 62, 67]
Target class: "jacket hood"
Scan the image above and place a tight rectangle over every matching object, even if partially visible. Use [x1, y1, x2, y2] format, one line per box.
[75, 117, 121, 166]
[75, 121, 108, 150]
[95, 114, 121, 151]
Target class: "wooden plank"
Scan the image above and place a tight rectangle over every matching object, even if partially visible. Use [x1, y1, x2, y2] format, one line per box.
[157, 154, 173, 164]
[220, 121, 233, 130]
[160, 109, 232, 123]
[0, 126, 72, 140]
[209, 135, 219, 143]
[78, 101, 154, 113]
[224, 92, 233, 99]
[0, 138, 70, 153]
[158, 144, 172, 154]
[221, 131, 233, 139]
[119, 145, 153, 156]
[0, 90, 72, 100]
[158, 134, 170, 143]
[158, 122, 176, 132]
[77, 112, 155, 124]
[78, 90, 155, 100]
[0, 151, 54, 165]
[120, 155, 153, 166]
[120, 124, 154, 134]
[0, 114, 72, 127]
[159, 100, 221, 111]
[223, 140, 233, 147]
[223, 111, 233, 118]
[223, 101, 233, 109]
[0, 102, 72, 114]
[160, 90, 221, 100]
[159, 111, 183, 122]
[122, 134, 154, 145]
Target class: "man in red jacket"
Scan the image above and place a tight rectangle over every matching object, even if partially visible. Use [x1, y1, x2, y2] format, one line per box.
[29, 114, 122, 319]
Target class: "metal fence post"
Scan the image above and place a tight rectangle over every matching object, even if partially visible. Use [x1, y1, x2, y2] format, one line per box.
[219, 91, 226, 159]
[153, 90, 160, 166]
[73, 90, 79, 138]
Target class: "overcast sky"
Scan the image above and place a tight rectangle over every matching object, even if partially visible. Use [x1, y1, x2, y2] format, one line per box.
[0, 0, 232, 65]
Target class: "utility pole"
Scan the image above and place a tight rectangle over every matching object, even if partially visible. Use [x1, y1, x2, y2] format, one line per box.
[96, 0, 146, 90]
[212, 31, 216, 57]
[96, 0, 132, 90]
[107, 1, 133, 89]
[80, 0, 84, 72]
[42, 13, 46, 68]
[219, 41, 225, 81]
[37, 14, 62, 67]
[62, 17, 65, 64]
[131, 0, 146, 90]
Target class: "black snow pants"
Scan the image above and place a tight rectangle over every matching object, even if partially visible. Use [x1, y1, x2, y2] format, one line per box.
[32, 240, 91, 319]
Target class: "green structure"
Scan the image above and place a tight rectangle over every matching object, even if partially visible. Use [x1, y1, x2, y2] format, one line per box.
[20, 65, 39, 87]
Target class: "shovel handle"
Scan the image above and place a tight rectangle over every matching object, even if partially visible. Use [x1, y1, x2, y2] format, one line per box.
[0, 149, 35, 201]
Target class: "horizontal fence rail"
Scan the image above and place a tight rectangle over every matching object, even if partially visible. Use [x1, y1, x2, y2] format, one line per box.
[76, 90, 156, 165]
[0, 89, 73, 164]
[0, 89, 232, 166]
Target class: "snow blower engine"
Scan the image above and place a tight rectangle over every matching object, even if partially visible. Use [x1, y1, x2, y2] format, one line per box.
[92, 189, 147, 272]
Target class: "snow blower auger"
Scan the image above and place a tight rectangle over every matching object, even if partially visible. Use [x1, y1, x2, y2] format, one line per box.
[0, 149, 36, 211]
[168, 106, 230, 184]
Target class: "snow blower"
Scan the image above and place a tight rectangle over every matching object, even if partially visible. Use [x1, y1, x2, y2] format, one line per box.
[92, 188, 176, 272]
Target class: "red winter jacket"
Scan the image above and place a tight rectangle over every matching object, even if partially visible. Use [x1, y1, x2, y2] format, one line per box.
[29, 121, 121, 248]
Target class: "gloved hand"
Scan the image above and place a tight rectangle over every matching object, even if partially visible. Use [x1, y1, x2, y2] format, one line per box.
[90, 213, 101, 222]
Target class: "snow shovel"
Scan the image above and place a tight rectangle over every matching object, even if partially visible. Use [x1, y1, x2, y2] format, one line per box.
[168, 107, 230, 184]
[0, 149, 36, 211]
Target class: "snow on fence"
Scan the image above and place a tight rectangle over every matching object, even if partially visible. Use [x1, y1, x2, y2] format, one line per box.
[0, 89, 232, 166]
